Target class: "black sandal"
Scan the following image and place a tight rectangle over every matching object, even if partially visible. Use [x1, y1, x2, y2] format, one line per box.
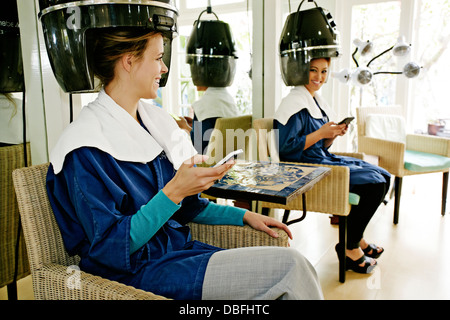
[345, 255, 377, 274]
[363, 243, 384, 259]
[335, 244, 377, 274]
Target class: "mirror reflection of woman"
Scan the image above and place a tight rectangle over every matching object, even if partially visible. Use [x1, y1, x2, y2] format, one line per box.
[46, 29, 324, 300]
[0, 93, 27, 147]
[274, 58, 391, 274]
[190, 86, 240, 154]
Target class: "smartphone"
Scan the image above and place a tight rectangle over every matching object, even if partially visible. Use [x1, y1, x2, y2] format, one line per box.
[169, 112, 181, 121]
[213, 149, 244, 167]
[338, 117, 354, 125]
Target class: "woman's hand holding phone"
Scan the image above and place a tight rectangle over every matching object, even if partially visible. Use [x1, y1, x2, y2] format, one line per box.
[162, 154, 235, 204]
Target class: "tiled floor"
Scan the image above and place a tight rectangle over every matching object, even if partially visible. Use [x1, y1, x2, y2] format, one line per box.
[1, 173, 449, 300]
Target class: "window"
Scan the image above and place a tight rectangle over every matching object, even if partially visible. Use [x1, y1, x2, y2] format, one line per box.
[337, 0, 450, 140]
[410, 0, 450, 134]
[349, 1, 401, 110]
[346, 1, 401, 150]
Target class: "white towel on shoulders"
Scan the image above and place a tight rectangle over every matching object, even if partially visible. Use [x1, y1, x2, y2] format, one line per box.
[50, 89, 197, 174]
[274, 86, 336, 125]
[192, 87, 240, 122]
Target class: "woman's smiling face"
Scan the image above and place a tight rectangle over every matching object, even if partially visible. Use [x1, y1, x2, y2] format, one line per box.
[129, 33, 168, 100]
[304, 58, 330, 96]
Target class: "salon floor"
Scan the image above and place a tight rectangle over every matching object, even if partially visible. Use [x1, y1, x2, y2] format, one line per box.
[1, 173, 450, 300]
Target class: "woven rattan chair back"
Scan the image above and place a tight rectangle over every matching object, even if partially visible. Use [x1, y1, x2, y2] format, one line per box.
[0, 144, 31, 290]
[12, 163, 80, 274]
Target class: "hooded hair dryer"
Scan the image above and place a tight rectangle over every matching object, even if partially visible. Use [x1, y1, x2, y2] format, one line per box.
[38, 0, 178, 93]
[186, 7, 237, 87]
[0, 0, 24, 93]
[279, 0, 340, 86]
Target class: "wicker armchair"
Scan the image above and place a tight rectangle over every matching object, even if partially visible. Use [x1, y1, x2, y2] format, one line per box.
[356, 106, 450, 224]
[200, 115, 253, 206]
[203, 115, 253, 166]
[252, 118, 370, 283]
[12, 162, 289, 300]
[0, 144, 31, 300]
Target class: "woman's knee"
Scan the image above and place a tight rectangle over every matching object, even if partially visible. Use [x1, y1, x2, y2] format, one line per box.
[277, 248, 324, 300]
[282, 248, 317, 277]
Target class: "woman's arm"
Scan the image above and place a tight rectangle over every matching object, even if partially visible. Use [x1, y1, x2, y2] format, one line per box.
[243, 211, 293, 240]
[162, 155, 233, 204]
[306, 122, 348, 150]
[277, 111, 348, 159]
[129, 190, 180, 253]
[191, 202, 246, 226]
[192, 203, 293, 240]
[130, 155, 235, 253]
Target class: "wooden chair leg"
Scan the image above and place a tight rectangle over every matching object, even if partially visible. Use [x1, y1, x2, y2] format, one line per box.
[7, 282, 18, 300]
[442, 172, 448, 216]
[393, 176, 403, 224]
[338, 216, 347, 283]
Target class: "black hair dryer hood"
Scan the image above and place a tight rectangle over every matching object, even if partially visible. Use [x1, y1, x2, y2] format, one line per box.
[38, 0, 178, 93]
[279, 1, 340, 86]
[186, 10, 237, 87]
[0, 0, 24, 93]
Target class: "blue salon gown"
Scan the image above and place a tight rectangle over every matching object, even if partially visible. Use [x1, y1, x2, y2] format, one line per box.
[46, 146, 223, 300]
[274, 108, 390, 186]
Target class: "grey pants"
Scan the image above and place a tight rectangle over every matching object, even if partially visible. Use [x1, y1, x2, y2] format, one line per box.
[202, 247, 324, 300]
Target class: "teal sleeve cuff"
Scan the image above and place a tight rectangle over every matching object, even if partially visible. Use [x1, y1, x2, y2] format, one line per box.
[192, 202, 246, 226]
[129, 190, 180, 254]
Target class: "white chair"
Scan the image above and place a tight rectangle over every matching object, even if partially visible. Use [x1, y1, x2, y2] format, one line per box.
[356, 106, 450, 224]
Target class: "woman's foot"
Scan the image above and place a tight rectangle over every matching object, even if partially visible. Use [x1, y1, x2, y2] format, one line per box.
[346, 247, 377, 268]
[360, 239, 384, 259]
[335, 244, 377, 274]
[345, 254, 377, 274]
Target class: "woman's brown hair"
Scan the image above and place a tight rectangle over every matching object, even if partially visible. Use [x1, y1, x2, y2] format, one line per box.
[90, 28, 159, 87]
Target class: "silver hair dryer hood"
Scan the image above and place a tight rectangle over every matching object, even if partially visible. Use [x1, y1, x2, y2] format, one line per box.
[38, 0, 178, 93]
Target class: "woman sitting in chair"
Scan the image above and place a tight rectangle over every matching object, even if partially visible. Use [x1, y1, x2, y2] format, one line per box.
[190, 86, 240, 154]
[45, 28, 323, 300]
[274, 57, 391, 274]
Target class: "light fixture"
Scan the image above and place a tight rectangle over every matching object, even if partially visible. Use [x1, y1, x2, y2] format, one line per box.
[279, 0, 340, 86]
[333, 35, 421, 86]
[353, 38, 373, 56]
[186, 1, 238, 87]
[402, 62, 421, 78]
[351, 67, 373, 86]
[332, 68, 350, 83]
[392, 36, 411, 57]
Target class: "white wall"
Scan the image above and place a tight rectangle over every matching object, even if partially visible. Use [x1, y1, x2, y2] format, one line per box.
[17, 0, 78, 165]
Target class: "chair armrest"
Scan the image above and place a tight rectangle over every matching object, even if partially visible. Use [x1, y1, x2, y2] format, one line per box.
[335, 151, 379, 165]
[188, 223, 289, 248]
[260, 163, 352, 216]
[34, 264, 169, 300]
[358, 136, 406, 175]
[334, 152, 365, 160]
[406, 134, 450, 157]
